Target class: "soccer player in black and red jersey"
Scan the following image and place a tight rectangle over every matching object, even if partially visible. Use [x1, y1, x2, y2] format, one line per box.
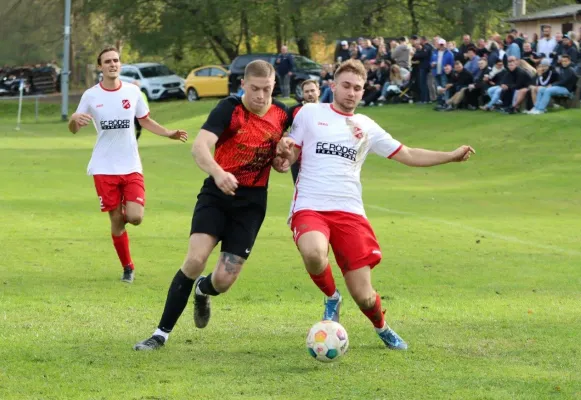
[288, 79, 320, 184]
[134, 60, 291, 350]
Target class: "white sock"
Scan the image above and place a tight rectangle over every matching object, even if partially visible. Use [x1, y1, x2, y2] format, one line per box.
[328, 290, 341, 300]
[375, 322, 388, 334]
[153, 329, 169, 341]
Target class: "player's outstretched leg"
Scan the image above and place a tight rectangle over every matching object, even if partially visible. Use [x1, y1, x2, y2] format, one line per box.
[296, 230, 342, 322]
[344, 267, 407, 350]
[193, 252, 246, 328]
[134, 234, 216, 350]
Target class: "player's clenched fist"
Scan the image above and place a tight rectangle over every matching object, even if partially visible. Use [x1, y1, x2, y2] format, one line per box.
[450, 145, 475, 162]
[213, 170, 239, 196]
[277, 137, 296, 159]
[72, 113, 92, 127]
[272, 156, 290, 173]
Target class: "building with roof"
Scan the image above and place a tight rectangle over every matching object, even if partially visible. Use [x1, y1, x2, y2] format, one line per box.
[507, 4, 581, 40]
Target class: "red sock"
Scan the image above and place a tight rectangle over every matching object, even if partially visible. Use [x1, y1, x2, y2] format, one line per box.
[361, 293, 385, 329]
[309, 264, 336, 297]
[112, 231, 133, 270]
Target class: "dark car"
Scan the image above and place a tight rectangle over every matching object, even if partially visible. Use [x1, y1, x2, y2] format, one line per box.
[228, 53, 322, 99]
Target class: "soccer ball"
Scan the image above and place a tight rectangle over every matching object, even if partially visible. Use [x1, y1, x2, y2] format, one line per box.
[306, 320, 349, 362]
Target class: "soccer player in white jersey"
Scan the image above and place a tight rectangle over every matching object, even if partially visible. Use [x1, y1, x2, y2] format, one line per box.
[68, 46, 188, 283]
[276, 59, 474, 350]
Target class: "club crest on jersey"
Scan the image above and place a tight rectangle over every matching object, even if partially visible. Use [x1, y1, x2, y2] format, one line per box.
[345, 118, 364, 140]
[122, 99, 131, 109]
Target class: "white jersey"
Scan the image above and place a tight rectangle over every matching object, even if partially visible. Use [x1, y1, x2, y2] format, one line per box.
[75, 82, 149, 176]
[289, 103, 402, 217]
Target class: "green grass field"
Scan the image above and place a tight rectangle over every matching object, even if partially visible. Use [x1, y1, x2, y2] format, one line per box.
[1, 99, 580, 399]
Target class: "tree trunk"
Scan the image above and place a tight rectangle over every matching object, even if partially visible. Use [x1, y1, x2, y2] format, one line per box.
[207, 38, 228, 64]
[407, 0, 419, 35]
[289, 3, 310, 58]
[274, 0, 282, 52]
[241, 9, 252, 54]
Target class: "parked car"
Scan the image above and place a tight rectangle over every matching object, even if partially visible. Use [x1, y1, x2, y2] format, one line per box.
[0, 67, 34, 96]
[118, 63, 186, 100]
[228, 53, 322, 99]
[184, 65, 229, 101]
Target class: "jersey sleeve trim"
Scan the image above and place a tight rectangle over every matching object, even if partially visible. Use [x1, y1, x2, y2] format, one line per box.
[387, 144, 403, 159]
[201, 96, 238, 137]
[137, 112, 150, 119]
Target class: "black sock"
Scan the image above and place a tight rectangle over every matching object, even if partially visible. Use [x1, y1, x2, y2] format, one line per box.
[157, 269, 195, 333]
[198, 273, 220, 296]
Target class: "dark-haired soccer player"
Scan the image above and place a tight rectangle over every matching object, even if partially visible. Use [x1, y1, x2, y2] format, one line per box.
[134, 60, 291, 350]
[68, 46, 188, 283]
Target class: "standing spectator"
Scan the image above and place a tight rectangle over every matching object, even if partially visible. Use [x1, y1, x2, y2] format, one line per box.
[506, 35, 521, 59]
[510, 29, 524, 52]
[464, 47, 481, 76]
[431, 39, 454, 105]
[392, 37, 411, 70]
[458, 35, 475, 64]
[275, 45, 294, 98]
[558, 35, 578, 69]
[531, 33, 539, 52]
[360, 39, 377, 61]
[550, 32, 564, 67]
[448, 41, 461, 62]
[537, 26, 557, 64]
[476, 39, 490, 58]
[337, 41, 351, 63]
[522, 42, 541, 68]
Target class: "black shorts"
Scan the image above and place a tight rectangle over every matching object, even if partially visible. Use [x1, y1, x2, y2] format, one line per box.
[190, 178, 267, 259]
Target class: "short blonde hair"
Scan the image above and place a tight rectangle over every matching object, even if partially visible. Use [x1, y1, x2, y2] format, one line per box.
[244, 60, 275, 79]
[301, 79, 319, 89]
[334, 59, 366, 81]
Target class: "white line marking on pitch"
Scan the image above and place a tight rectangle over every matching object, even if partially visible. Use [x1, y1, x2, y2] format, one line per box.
[272, 181, 579, 255]
[367, 204, 580, 256]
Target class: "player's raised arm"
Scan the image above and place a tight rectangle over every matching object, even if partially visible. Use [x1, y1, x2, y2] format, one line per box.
[390, 145, 475, 167]
[192, 129, 238, 196]
[138, 116, 188, 142]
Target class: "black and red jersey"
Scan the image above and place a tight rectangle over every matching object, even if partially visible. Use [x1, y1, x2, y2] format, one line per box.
[202, 96, 290, 187]
[289, 103, 303, 120]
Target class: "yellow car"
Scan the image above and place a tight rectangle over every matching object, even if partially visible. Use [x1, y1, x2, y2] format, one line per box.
[185, 65, 229, 101]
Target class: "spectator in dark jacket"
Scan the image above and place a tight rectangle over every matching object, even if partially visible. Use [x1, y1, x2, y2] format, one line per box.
[465, 59, 492, 108]
[528, 54, 578, 114]
[337, 41, 351, 63]
[441, 60, 473, 110]
[499, 56, 533, 113]
[275, 45, 295, 98]
[412, 37, 432, 103]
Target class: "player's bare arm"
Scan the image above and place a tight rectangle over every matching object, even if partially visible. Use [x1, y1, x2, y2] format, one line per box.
[138, 117, 188, 142]
[68, 113, 92, 134]
[192, 129, 238, 196]
[390, 145, 475, 167]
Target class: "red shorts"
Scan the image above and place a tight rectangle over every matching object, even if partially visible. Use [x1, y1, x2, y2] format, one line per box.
[93, 173, 145, 212]
[290, 210, 382, 274]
